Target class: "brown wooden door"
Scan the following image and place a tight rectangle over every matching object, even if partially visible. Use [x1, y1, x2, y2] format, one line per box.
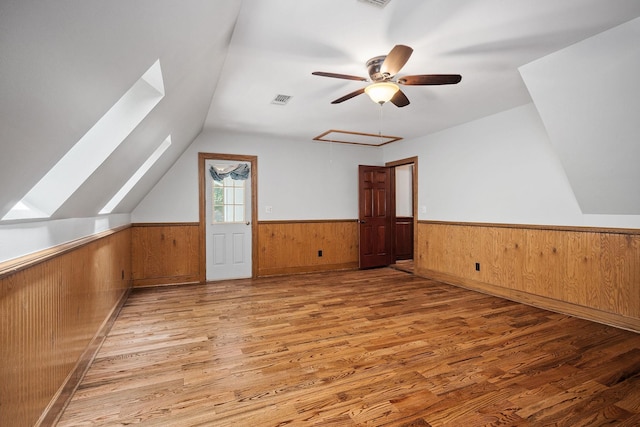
[358, 165, 393, 269]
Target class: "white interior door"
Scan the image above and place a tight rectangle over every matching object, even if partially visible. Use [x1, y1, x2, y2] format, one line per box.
[205, 159, 252, 281]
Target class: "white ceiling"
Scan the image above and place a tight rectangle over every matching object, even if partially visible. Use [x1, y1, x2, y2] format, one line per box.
[205, 0, 640, 141]
[1, 0, 640, 220]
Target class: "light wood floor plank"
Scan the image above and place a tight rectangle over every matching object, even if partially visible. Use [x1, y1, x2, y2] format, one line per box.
[57, 268, 640, 426]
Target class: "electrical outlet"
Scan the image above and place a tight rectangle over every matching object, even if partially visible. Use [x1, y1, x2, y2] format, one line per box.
[318, 250, 323, 257]
[475, 262, 480, 271]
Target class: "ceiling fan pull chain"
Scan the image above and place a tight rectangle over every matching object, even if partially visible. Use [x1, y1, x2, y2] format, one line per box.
[379, 102, 384, 141]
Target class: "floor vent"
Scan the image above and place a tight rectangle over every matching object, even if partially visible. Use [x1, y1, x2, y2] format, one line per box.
[271, 94, 292, 105]
[358, 0, 391, 8]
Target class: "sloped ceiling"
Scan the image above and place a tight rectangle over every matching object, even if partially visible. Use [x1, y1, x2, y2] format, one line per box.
[0, 0, 242, 219]
[1, 0, 640, 221]
[520, 17, 640, 214]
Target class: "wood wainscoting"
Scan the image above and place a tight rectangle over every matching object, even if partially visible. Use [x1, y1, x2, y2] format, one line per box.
[258, 220, 358, 276]
[131, 223, 200, 287]
[0, 226, 132, 427]
[131, 221, 358, 283]
[416, 221, 640, 332]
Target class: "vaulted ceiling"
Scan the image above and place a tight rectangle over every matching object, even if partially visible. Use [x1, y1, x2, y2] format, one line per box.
[1, 0, 639, 221]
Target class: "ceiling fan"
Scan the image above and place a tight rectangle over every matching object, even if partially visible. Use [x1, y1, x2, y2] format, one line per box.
[312, 44, 461, 107]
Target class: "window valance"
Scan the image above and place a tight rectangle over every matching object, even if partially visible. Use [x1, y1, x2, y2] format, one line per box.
[209, 163, 250, 182]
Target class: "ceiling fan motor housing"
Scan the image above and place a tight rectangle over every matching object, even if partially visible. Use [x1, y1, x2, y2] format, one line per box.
[367, 56, 388, 81]
[312, 44, 461, 107]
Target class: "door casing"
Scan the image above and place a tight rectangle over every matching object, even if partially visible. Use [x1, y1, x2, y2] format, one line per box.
[198, 152, 258, 282]
[386, 156, 418, 265]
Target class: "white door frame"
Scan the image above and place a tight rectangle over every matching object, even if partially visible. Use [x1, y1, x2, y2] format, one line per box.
[198, 152, 258, 282]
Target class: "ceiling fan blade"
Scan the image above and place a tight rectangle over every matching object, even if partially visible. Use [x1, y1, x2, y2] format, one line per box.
[312, 71, 368, 81]
[398, 74, 462, 85]
[390, 90, 410, 108]
[331, 88, 366, 104]
[380, 45, 413, 77]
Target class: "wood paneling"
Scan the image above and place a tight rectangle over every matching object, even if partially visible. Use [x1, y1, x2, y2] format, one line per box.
[0, 227, 131, 427]
[395, 216, 414, 260]
[131, 223, 200, 287]
[58, 268, 640, 426]
[417, 221, 640, 332]
[258, 220, 358, 276]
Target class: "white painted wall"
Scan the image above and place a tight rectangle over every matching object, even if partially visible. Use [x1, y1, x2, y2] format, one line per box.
[132, 130, 383, 222]
[6, 101, 638, 264]
[0, 214, 130, 263]
[383, 103, 640, 229]
[6, 100, 637, 263]
[137, 101, 640, 229]
[520, 17, 640, 215]
[395, 164, 413, 217]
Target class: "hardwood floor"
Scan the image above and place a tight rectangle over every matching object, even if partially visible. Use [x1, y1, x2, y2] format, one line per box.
[391, 260, 414, 274]
[57, 268, 640, 426]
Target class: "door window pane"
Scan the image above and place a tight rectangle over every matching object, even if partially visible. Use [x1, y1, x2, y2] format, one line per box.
[211, 174, 246, 223]
[235, 205, 244, 221]
[234, 188, 244, 202]
[213, 206, 224, 222]
[224, 187, 234, 201]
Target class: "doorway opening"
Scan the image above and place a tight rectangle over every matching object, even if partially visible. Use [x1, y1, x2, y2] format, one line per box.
[387, 157, 417, 274]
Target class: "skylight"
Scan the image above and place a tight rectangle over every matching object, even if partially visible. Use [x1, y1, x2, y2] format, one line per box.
[2, 60, 165, 221]
[99, 135, 172, 214]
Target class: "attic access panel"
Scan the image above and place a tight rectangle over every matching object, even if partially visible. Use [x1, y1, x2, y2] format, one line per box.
[313, 129, 402, 147]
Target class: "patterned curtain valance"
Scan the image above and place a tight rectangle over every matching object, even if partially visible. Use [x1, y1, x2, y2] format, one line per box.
[209, 163, 250, 182]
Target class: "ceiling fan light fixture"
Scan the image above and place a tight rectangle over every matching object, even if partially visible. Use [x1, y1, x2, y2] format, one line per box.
[364, 82, 399, 104]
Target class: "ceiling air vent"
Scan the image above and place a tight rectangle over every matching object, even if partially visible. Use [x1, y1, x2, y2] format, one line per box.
[271, 94, 292, 105]
[358, 0, 391, 8]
